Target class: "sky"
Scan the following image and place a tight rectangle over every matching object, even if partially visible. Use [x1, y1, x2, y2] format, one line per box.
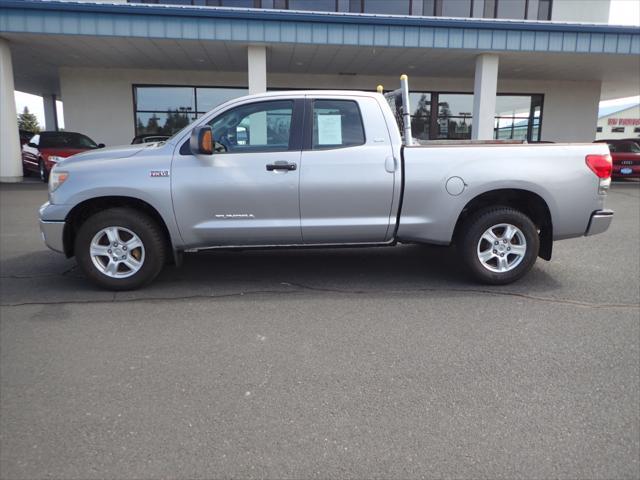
[14, 0, 640, 129]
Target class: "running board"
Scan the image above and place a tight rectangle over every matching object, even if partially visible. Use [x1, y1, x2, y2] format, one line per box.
[183, 239, 396, 253]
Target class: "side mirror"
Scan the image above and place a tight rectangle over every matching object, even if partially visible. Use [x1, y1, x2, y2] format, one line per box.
[190, 126, 213, 155]
[98, 143, 105, 148]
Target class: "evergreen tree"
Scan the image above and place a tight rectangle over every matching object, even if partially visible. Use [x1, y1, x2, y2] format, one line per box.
[17, 107, 40, 133]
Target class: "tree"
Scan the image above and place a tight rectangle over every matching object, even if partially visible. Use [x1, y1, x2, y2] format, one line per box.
[17, 106, 40, 133]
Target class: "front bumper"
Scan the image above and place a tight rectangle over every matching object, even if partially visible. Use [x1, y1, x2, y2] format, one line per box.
[585, 209, 614, 236]
[39, 220, 65, 253]
[39, 202, 68, 254]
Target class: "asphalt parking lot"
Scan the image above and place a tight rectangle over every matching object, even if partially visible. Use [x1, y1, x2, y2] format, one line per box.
[1, 181, 639, 479]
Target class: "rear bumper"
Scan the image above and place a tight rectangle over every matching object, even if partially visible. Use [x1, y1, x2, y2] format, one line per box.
[585, 209, 614, 236]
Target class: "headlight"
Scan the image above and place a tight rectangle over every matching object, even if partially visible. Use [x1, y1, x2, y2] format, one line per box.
[48, 155, 65, 164]
[49, 170, 69, 193]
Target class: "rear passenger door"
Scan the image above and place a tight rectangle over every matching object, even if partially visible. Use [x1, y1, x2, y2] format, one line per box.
[299, 97, 396, 244]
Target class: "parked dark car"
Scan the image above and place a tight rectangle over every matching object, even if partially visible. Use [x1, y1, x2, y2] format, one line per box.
[22, 131, 104, 182]
[131, 134, 170, 144]
[594, 139, 640, 179]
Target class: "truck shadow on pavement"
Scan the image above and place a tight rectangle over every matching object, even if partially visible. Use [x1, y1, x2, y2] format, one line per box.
[0, 243, 562, 306]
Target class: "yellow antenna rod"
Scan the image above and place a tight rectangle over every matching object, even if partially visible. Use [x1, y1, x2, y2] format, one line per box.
[376, 85, 384, 94]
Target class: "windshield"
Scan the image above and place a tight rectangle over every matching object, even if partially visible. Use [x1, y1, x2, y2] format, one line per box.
[40, 132, 98, 149]
[617, 142, 640, 153]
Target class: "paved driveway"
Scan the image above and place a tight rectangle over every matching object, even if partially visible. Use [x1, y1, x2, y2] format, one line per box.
[1, 181, 639, 479]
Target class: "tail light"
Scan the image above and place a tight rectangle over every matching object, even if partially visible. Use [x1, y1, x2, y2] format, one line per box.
[586, 154, 612, 179]
[586, 154, 612, 195]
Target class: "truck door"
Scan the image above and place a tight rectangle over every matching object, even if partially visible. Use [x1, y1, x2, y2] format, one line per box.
[172, 99, 304, 248]
[299, 97, 396, 244]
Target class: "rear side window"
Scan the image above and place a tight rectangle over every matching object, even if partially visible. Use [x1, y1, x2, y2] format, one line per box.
[312, 100, 365, 149]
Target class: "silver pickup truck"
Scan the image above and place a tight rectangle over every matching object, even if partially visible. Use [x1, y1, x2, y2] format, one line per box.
[39, 77, 614, 290]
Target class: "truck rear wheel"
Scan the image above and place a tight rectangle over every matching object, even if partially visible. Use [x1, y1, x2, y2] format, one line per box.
[74, 208, 167, 290]
[459, 207, 539, 285]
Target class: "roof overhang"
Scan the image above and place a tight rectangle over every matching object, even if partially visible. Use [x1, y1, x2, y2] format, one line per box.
[1, 0, 638, 100]
[2, 0, 638, 54]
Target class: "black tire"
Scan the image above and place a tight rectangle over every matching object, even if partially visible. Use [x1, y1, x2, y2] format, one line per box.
[459, 207, 539, 285]
[39, 160, 49, 183]
[74, 208, 167, 290]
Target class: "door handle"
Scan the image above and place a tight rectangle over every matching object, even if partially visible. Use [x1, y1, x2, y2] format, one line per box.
[266, 161, 297, 171]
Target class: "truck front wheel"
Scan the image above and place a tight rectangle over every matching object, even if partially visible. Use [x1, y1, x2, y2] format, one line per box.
[74, 208, 167, 290]
[459, 207, 539, 285]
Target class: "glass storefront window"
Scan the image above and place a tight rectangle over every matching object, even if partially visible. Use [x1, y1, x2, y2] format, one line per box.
[135, 86, 194, 112]
[136, 111, 197, 136]
[363, 0, 411, 15]
[496, 0, 526, 19]
[495, 95, 533, 117]
[493, 94, 542, 140]
[440, 0, 472, 17]
[196, 87, 248, 112]
[436, 94, 473, 139]
[134, 86, 543, 141]
[127, 0, 553, 19]
[134, 85, 247, 136]
[289, 0, 336, 11]
[410, 93, 431, 140]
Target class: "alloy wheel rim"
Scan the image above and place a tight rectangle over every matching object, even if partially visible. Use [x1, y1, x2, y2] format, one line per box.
[476, 223, 527, 273]
[89, 226, 145, 278]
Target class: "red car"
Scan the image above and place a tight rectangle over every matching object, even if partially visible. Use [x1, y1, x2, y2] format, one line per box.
[22, 131, 104, 182]
[594, 139, 640, 179]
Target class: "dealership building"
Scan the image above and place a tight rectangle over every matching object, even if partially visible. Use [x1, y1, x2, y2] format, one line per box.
[596, 104, 640, 140]
[1, 0, 639, 181]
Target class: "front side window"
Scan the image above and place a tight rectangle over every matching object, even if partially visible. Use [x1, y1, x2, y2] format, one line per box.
[29, 134, 40, 146]
[312, 100, 365, 149]
[208, 100, 293, 153]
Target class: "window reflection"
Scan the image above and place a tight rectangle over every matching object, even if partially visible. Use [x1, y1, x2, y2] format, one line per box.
[136, 87, 194, 112]
[497, 0, 526, 20]
[363, 0, 410, 15]
[410, 93, 431, 140]
[289, 0, 336, 11]
[134, 85, 543, 142]
[136, 112, 197, 136]
[134, 85, 247, 136]
[127, 0, 553, 20]
[441, 0, 472, 17]
[197, 87, 248, 112]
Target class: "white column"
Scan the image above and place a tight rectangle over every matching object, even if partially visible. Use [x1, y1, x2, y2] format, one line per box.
[471, 54, 499, 140]
[0, 38, 22, 183]
[247, 45, 267, 95]
[43, 94, 58, 131]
